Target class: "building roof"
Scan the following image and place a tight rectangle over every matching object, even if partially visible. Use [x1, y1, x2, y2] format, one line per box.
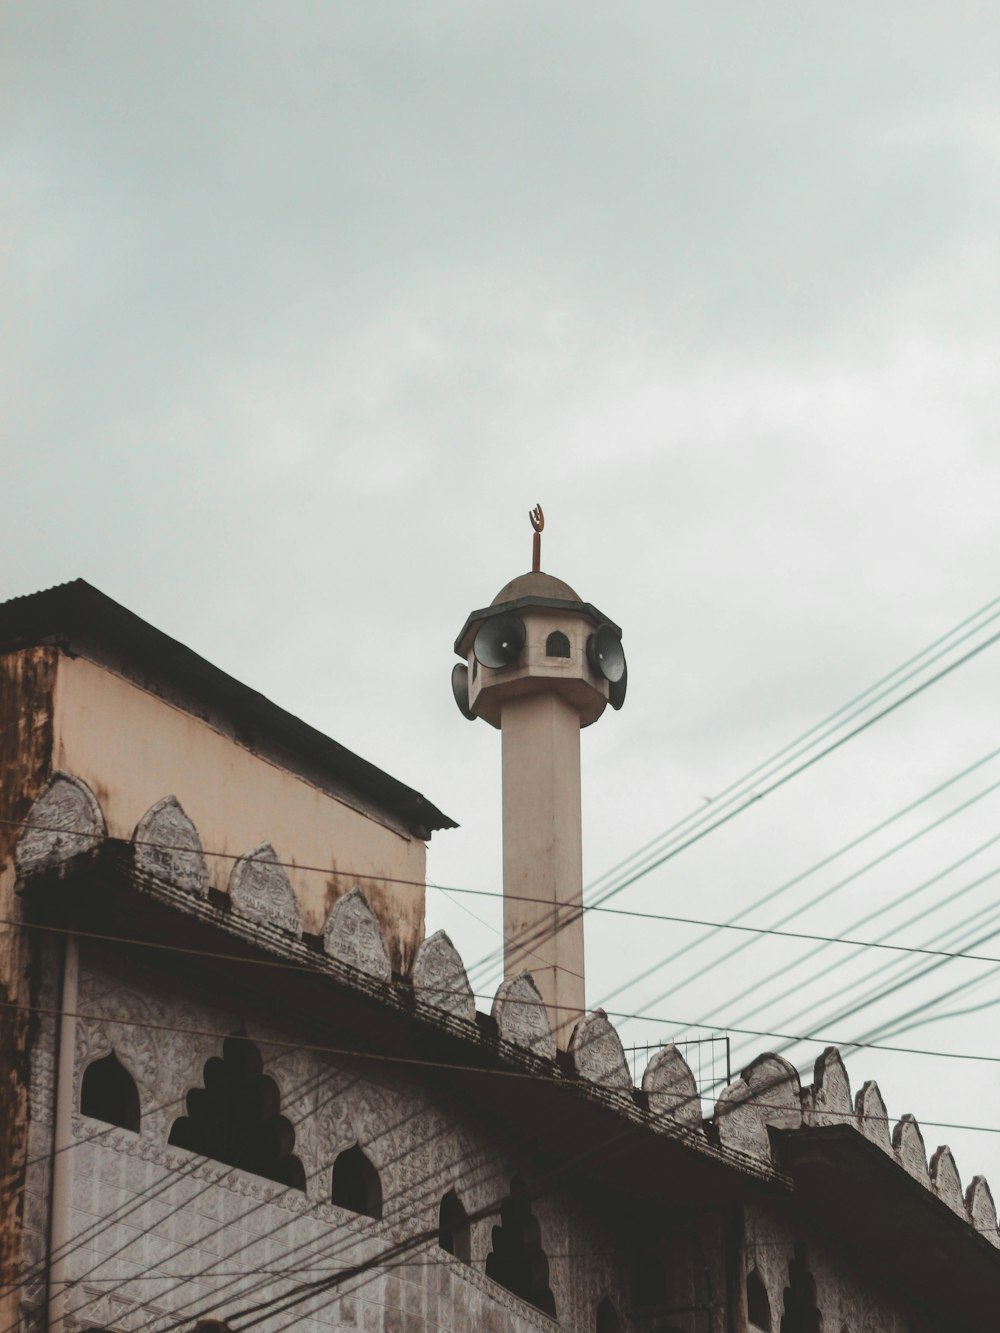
[0, 579, 455, 838]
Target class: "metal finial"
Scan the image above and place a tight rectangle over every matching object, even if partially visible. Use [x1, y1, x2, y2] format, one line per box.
[529, 504, 544, 572]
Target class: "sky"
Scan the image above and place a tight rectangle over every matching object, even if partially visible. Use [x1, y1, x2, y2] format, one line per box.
[4, 2, 1000, 1194]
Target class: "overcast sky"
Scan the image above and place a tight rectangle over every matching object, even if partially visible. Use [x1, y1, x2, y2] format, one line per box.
[4, 3, 1000, 1192]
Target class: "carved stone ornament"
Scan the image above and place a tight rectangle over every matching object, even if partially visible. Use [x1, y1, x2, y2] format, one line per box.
[322, 885, 391, 981]
[491, 972, 557, 1061]
[229, 842, 302, 937]
[714, 1078, 771, 1160]
[803, 1046, 853, 1129]
[641, 1044, 704, 1132]
[965, 1175, 999, 1246]
[568, 1010, 631, 1090]
[892, 1113, 930, 1185]
[929, 1145, 965, 1216]
[132, 795, 209, 897]
[15, 771, 105, 877]
[412, 929, 475, 1020]
[741, 1053, 801, 1131]
[855, 1079, 892, 1152]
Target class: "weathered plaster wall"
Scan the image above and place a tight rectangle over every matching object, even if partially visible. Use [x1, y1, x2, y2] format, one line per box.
[51, 654, 426, 971]
[20, 950, 644, 1333]
[0, 646, 57, 1332]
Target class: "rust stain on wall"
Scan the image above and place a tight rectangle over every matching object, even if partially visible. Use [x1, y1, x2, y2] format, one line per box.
[0, 646, 57, 1311]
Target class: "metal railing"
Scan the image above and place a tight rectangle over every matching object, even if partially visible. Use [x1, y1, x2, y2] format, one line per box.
[623, 1033, 731, 1107]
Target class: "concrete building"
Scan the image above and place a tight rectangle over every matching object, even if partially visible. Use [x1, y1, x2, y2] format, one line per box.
[2, 576, 999, 1333]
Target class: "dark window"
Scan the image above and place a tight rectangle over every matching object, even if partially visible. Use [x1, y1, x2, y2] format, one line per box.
[168, 1036, 304, 1191]
[331, 1144, 382, 1219]
[631, 1250, 667, 1310]
[779, 1248, 820, 1333]
[194, 1324, 233, 1333]
[546, 631, 571, 658]
[485, 1176, 555, 1317]
[439, 1189, 471, 1263]
[747, 1269, 771, 1330]
[596, 1298, 621, 1333]
[80, 1052, 140, 1132]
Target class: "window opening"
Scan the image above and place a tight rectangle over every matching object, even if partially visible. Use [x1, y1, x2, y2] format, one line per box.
[596, 1297, 621, 1333]
[485, 1176, 556, 1317]
[631, 1250, 667, 1310]
[546, 630, 571, 658]
[168, 1036, 304, 1190]
[80, 1052, 140, 1132]
[779, 1247, 820, 1333]
[747, 1268, 771, 1330]
[331, 1144, 383, 1219]
[439, 1189, 471, 1263]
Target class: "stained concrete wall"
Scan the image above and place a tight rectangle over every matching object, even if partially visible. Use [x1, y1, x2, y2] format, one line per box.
[51, 654, 426, 972]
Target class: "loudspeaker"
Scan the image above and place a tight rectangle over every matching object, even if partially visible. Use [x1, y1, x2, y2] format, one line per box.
[586, 623, 626, 683]
[473, 613, 526, 669]
[451, 663, 475, 720]
[609, 662, 627, 711]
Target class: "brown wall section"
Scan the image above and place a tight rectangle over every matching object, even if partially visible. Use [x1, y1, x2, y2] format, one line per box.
[0, 646, 57, 1323]
[51, 654, 426, 972]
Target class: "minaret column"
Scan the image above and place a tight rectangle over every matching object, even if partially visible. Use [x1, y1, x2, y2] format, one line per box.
[500, 690, 584, 1041]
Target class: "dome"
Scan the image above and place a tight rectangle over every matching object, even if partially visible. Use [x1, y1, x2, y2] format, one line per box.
[491, 571, 580, 606]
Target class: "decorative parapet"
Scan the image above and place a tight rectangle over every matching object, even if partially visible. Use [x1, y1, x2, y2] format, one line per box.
[229, 842, 302, 938]
[714, 1053, 800, 1161]
[930, 1145, 965, 1217]
[412, 929, 475, 1021]
[322, 885, 391, 981]
[892, 1113, 930, 1186]
[491, 973, 556, 1061]
[855, 1079, 892, 1152]
[641, 1045, 704, 1134]
[714, 1077, 771, 1158]
[801, 1047, 852, 1129]
[15, 771, 105, 876]
[568, 1010, 631, 1089]
[132, 796, 209, 898]
[966, 1176, 999, 1246]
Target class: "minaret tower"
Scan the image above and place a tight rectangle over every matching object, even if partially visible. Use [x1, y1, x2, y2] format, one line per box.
[452, 506, 627, 1046]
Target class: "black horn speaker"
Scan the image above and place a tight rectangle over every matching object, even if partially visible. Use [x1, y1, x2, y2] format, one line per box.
[473, 613, 526, 669]
[586, 624, 626, 683]
[609, 661, 627, 710]
[451, 663, 475, 720]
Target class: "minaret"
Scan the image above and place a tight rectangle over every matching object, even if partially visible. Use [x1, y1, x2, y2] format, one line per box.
[452, 507, 626, 1046]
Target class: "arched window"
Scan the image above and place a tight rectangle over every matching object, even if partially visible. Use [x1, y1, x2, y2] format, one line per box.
[80, 1052, 140, 1132]
[631, 1249, 667, 1310]
[168, 1036, 304, 1190]
[596, 1297, 621, 1333]
[439, 1188, 471, 1263]
[546, 630, 571, 658]
[486, 1176, 555, 1317]
[779, 1248, 820, 1333]
[747, 1268, 771, 1330]
[194, 1324, 233, 1333]
[331, 1144, 382, 1220]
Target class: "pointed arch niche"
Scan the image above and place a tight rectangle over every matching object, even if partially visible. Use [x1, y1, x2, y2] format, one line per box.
[80, 1052, 140, 1132]
[168, 1036, 304, 1190]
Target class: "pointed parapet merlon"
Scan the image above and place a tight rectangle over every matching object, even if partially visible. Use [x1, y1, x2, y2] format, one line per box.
[714, 1053, 800, 1162]
[855, 1079, 892, 1153]
[492, 972, 557, 1061]
[15, 771, 105, 877]
[892, 1113, 930, 1185]
[323, 885, 391, 981]
[930, 1145, 966, 1217]
[568, 1010, 631, 1090]
[802, 1047, 853, 1129]
[132, 795, 209, 897]
[229, 841, 303, 937]
[742, 1053, 802, 1129]
[412, 929, 475, 1020]
[642, 1045, 704, 1134]
[966, 1176, 1000, 1247]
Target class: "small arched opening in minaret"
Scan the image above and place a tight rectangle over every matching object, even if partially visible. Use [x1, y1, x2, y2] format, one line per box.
[439, 1188, 471, 1263]
[80, 1051, 140, 1132]
[331, 1144, 383, 1219]
[747, 1268, 771, 1330]
[545, 630, 571, 658]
